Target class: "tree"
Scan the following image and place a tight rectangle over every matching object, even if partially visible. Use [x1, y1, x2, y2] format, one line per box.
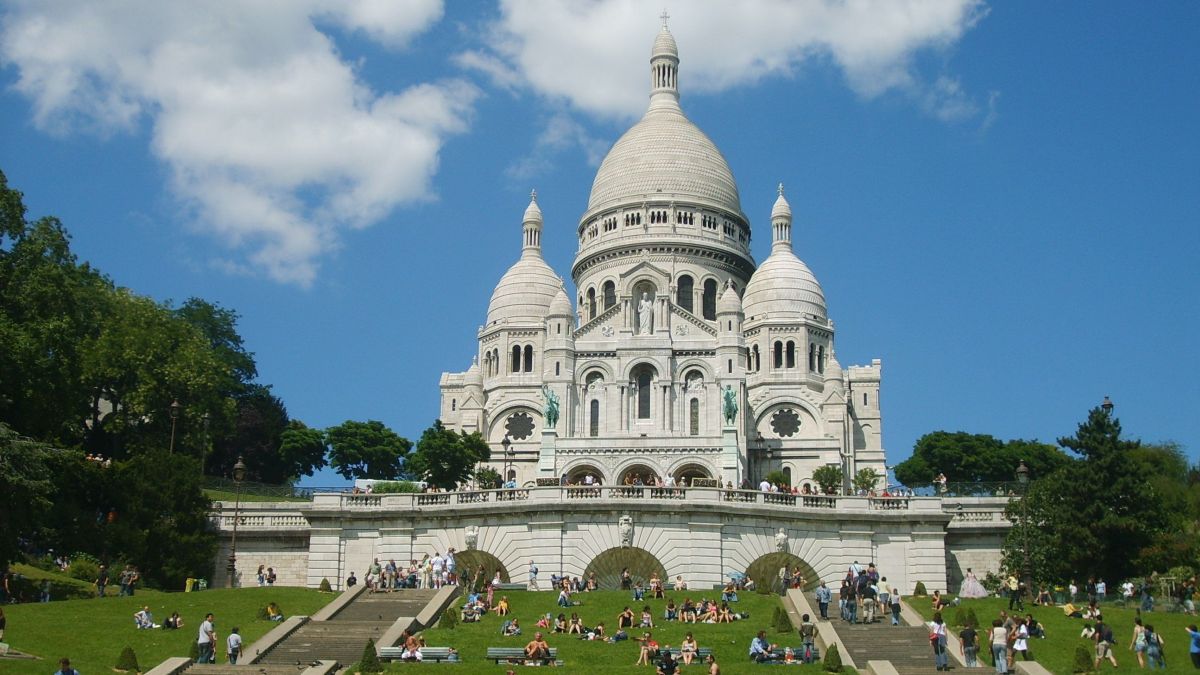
[812, 465, 843, 495]
[326, 420, 410, 480]
[406, 421, 491, 490]
[0, 423, 58, 569]
[853, 467, 881, 493]
[278, 420, 328, 479]
[475, 466, 502, 489]
[208, 385, 289, 482]
[894, 431, 1067, 489]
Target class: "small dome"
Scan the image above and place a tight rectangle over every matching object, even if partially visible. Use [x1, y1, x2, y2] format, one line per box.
[824, 348, 844, 388]
[771, 184, 792, 220]
[717, 281, 742, 314]
[486, 254, 561, 325]
[743, 248, 827, 322]
[523, 190, 542, 225]
[652, 26, 678, 60]
[465, 356, 483, 388]
[549, 284, 572, 317]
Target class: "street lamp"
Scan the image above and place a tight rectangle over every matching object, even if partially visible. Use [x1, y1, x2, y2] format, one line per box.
[1015, 460, 1031, 598]
[227, 456, 246, 588]
[501, 435, 512, 487]
[168, 400, 182, 454]
[1101, 396, 1114, 416]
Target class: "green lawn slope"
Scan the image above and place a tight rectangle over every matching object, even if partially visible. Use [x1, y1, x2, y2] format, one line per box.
[911, 594, 1198, 674]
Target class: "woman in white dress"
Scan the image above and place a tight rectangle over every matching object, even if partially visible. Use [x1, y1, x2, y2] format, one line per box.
[959, 568, 988, 599]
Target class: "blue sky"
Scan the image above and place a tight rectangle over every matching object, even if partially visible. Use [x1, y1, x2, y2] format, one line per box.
[2, 1, 1197, 485]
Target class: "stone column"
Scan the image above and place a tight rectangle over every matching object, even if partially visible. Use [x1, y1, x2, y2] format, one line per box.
[539, 428, 557, 476]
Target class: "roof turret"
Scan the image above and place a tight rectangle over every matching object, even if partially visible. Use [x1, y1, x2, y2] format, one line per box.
[743, 186, 827, 322]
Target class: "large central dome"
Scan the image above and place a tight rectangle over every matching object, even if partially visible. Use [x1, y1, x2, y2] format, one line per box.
[584, 24, 743, 219]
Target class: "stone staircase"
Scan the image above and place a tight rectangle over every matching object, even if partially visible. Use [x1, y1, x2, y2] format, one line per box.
[833, 622, 946, 675]
[181, 667, 303, 675]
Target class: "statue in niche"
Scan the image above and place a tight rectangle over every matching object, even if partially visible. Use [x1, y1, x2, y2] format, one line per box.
[775, 527, 789, 552]
[722, 385, 738, 425]
[618, 514, 634, 548]
[637, 292, 654, 335]
[465, 525, 479, 551]
[541, 385, 560, 429]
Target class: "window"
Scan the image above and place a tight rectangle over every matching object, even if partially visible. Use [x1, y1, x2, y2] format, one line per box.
[771, 408, 801, 437]
[505, 411, 535, 440]
[689, 399, 699, 436]
[511, 345, 521, 373]
[808, 343, 816, 371]
[556, 361, 561, 376]
[587, 288, 597, 320]
[728, 358, 733, 373]
[603, 281, 616, 310]
[702, 279, 718, 320]
[590, 399, 600, 437]
[783, 467, 792, 486]
[863, 392, 868, 406]
[786, 341, 796, 369]
[633, 365, 655, 419]
[523, 345, 533, 373]
[817, 346, 825, 374]
[752, 345, 760, 372]
[451, 399, 456, 411]
[774, 340, 783, 369]
[676, 275, 694, 313]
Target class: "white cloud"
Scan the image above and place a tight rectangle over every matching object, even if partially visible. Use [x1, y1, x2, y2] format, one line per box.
[0, 0, 475, 285]
[505, 112, 607, 182]
[470, 0, 988, 120]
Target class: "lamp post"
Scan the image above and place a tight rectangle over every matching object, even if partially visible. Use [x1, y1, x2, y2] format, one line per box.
[501, 435, 512, 487]
[200, 412, 210, 477]
[1016, 459, 1031, 597]
[1101, 396, 1114, 416]
[168, 400, 182, 454]
[227, 456, 246, 588]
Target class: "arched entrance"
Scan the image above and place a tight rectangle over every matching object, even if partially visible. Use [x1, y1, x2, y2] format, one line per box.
[671, 462, 712, 486]
[619, 463, 659, 486]
[745, 552, 820, 594]
[565, 464, 605, 485]
[584, 547, 666, 591]
[454, 551, 510, 591]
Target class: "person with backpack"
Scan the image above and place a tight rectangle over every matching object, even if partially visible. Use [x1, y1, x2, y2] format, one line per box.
[54, 658, 81, 675]
[799, 614, 817, 664]
[1094, 617, 1118, 669]
[1144, 624, 1165, 669]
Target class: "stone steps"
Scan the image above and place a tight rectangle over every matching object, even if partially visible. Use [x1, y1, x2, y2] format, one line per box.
[186, 666, 307, 675]
[831, 622, 950, 675]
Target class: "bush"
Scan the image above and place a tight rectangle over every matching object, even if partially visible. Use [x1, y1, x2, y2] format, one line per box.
[359, 639, 383, 673]
[372, 481, 422, 494]
[913, 581, 928, 596]
[965, 608, 979, 628]
[188, 640, 199, 661]
[68, 558, 99, 583]
[1072, 643, 1095, 673]
[115, 646, 140, 672]
[319, 577, 332, 592]
[953, 607, 967, 627]
[441, 606, 459, 630]
[772, 606, 793, 633]
[823, 644, 843, 672]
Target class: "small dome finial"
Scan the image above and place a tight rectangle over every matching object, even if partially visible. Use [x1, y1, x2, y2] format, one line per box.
[660, 8, 670, 29]
[530, 188, 537, 202]
[777, 182, 785, 197]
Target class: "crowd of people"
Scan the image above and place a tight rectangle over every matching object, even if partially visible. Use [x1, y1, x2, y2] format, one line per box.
[347, 550, 462, 592]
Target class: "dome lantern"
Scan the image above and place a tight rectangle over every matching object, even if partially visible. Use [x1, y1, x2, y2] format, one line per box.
[771, 183, 792, 250]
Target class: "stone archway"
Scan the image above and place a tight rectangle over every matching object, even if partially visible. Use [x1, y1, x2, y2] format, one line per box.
[455, 550, 510, 591]
[617, 463, 660, 486]
[670, 461, 712, 486]
[584, 547, 666, 590]
[565, 463, 606, 485]
[745, 552, 820, 594]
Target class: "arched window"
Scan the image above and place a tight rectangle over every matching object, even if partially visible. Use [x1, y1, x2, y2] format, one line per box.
[603, 281, 616, 310]
[555, 361, 561, 376]
[590, 399, 600, 437]
[493, 349, 500, 375]
[702, 279, 718, 320]
[863, 392, 868, 406]
[817, 345, 825, 374]
[783, 466, 792, 487]
[633, 364, 655, 420]
[808, 343, 816, 371]
[774, 341, 783, 369]
[752, 344, 760, 372]
[689, 398, 700, 436]
[523, 345, 534, 373]
[511, 345, 521, 373]
[451, 399, 456, 412]
[586, 288, 597, 320]
[676, 275, 694, 313]
[786, 341, 796, 369]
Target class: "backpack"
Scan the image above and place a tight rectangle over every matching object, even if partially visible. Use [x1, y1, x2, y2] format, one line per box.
[1100, 625, 1114, 643]
[800, 622, 816, 640]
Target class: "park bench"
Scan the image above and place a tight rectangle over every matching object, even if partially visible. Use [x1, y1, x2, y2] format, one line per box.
[492, 582, 527, 591]
[661, 646, 714, 661]
[485, 647, 561, 666]
[751, 645, 819, 664]
[378, 646, 456, 663]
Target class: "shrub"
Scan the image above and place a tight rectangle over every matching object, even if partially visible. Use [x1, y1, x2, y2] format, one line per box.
[913, 581, 928, 596]
[953, 607, 967, 627]
[772, 606, 793, 633]
[68, 558, 99, 583]
[1073, 643, 1095, 673]
[257, 605, 270, 621]
[188, 640, 199, 661]
[115, 646, 140, 672]
[965, 608, 979, 628]
[319, 577, 332, 592]
[823, 644, 843, 672]
[359, 639, 383, 673]
[372, 481, 422, 494]
[441, 606, 459, 630]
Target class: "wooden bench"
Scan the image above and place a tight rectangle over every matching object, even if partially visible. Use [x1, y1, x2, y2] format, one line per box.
[750, 646, 819, 663]
[485, 647, 560, 666]
[661, 647, 713, 661]
[492, 582, 527, 591]
[378, 646, 456, 663]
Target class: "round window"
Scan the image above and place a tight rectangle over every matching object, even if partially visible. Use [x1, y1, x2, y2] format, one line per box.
[770, 408, 801, 438]
[505, 411, 535, 441]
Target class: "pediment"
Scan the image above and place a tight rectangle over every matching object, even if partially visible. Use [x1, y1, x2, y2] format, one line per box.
[618, 259, 671, 282]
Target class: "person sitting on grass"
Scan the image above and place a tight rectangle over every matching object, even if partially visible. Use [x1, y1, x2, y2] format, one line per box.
[679, 632, 699, 665]
[536, 613, 552, 629]
[524, 632, 551, 665]
[721, 582, 738, 603]
[163, 611, 183, 630]
[618, 606, 635, 630]
[558, 586, 572, 608]
[568, 613, 583, 635]
[650, 573, 665, 599]
[494, 595, 511, 616]
[673, 576, 688, 592]
[718, 602, 735, 624]
[656, 649, 678, 675]
[664, 599, 678, 621]
[680, 598, 697, 623]
[640, 605, 655, 628]
[1080, 622, 1095, 640]
[503, 618, 522, 636]
[554, 613, 568, 633]
[701, 600, 720, 623]
[634, 581, 646, 601]
[591, 622, 605, 639]
[266, 602, 285, 622]
[931, 590, 947, 612]
[134, 606, 160, 629]
[750, 630, 781, 662]
[635, 631, 660, 665]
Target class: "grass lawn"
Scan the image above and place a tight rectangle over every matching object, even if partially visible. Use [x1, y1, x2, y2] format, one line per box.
[911, 594, 1199, 674]
[203, 489, 311, 503]
[0, 572, 331, 675]
[403, 589, 852, 674]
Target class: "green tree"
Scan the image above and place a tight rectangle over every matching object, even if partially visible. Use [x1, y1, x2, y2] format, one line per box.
[812, 465, 843, 495]
[475, 466, 502, 489]
[278, 420, 329, 479]
[407, 421, 491, 490]
[208, 385, 289, 482]
[894, 431, 1066, 489]
[0, 423, 58, 569]
[853, 467, 881, 493]
[326, 420, 411, 480]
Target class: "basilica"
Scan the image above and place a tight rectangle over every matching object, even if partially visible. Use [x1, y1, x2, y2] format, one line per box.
[438, 23, 885, 491]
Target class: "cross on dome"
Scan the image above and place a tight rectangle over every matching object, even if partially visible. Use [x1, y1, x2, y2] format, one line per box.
[778, 182, 785, 196]
[530, 188, 537, 202]
[660, 9, 670, 29]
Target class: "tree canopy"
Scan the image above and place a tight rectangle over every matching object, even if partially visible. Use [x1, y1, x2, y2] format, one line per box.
[406, 420, 493, 490]
[894, 431, 1067, 489]
[326, 419, 411, 480]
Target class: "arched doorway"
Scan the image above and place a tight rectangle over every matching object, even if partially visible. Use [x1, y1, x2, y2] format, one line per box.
[584, 547, 666, 590]
[455, 550, 510, 591]
[671, 462, 712, 486]
[566, 464, 605, 485]
[618, 463, 659, 486]
[745, 552, 820, 594]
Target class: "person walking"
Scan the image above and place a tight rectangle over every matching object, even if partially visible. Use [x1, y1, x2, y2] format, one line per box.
[94, 565, 108, 598]
[197, 613, 216, 664]
[1143, 624, 1164, 670]
[1094, 617, 1118, 669]
[931, 612, 949, 671]
[226, 627, 243, 664]
[815, 582, 832, 620]
[990, 619, 1009, 674]
[890, 587, 903, 626]
[959, 620, 979, 668]
[1186, 624, 1200, 669]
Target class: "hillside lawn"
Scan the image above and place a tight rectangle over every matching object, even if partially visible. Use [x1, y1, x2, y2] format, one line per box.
[911, 594, 1199, 674]
[0, 566, 331, 675]
[395, 589, 854, 673]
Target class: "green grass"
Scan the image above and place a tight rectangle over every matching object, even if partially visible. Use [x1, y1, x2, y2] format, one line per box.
[400, 589, 852, 673]
[0, 574, 332, 675]
[912, 594, 1199, 674]
[203, 488, 311, 503]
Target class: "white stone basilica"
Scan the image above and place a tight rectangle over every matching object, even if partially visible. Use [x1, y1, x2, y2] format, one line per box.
[439, 24, 885, 491]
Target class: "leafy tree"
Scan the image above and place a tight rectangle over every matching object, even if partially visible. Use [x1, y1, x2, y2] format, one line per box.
[208, 385, 289, 482]
[475, 466, 502, 489]
[407, 421, 491, 490]
[812, 465, 843, 495]
[853, 467, 880, 493]
[894, 431, 1066, 489]
[0, 423, 58, 569]
[174, 298, 257, 386]
[278, 420, 329, 479]
[764, 469, 789, 487]
[327, 420, 410, 480]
